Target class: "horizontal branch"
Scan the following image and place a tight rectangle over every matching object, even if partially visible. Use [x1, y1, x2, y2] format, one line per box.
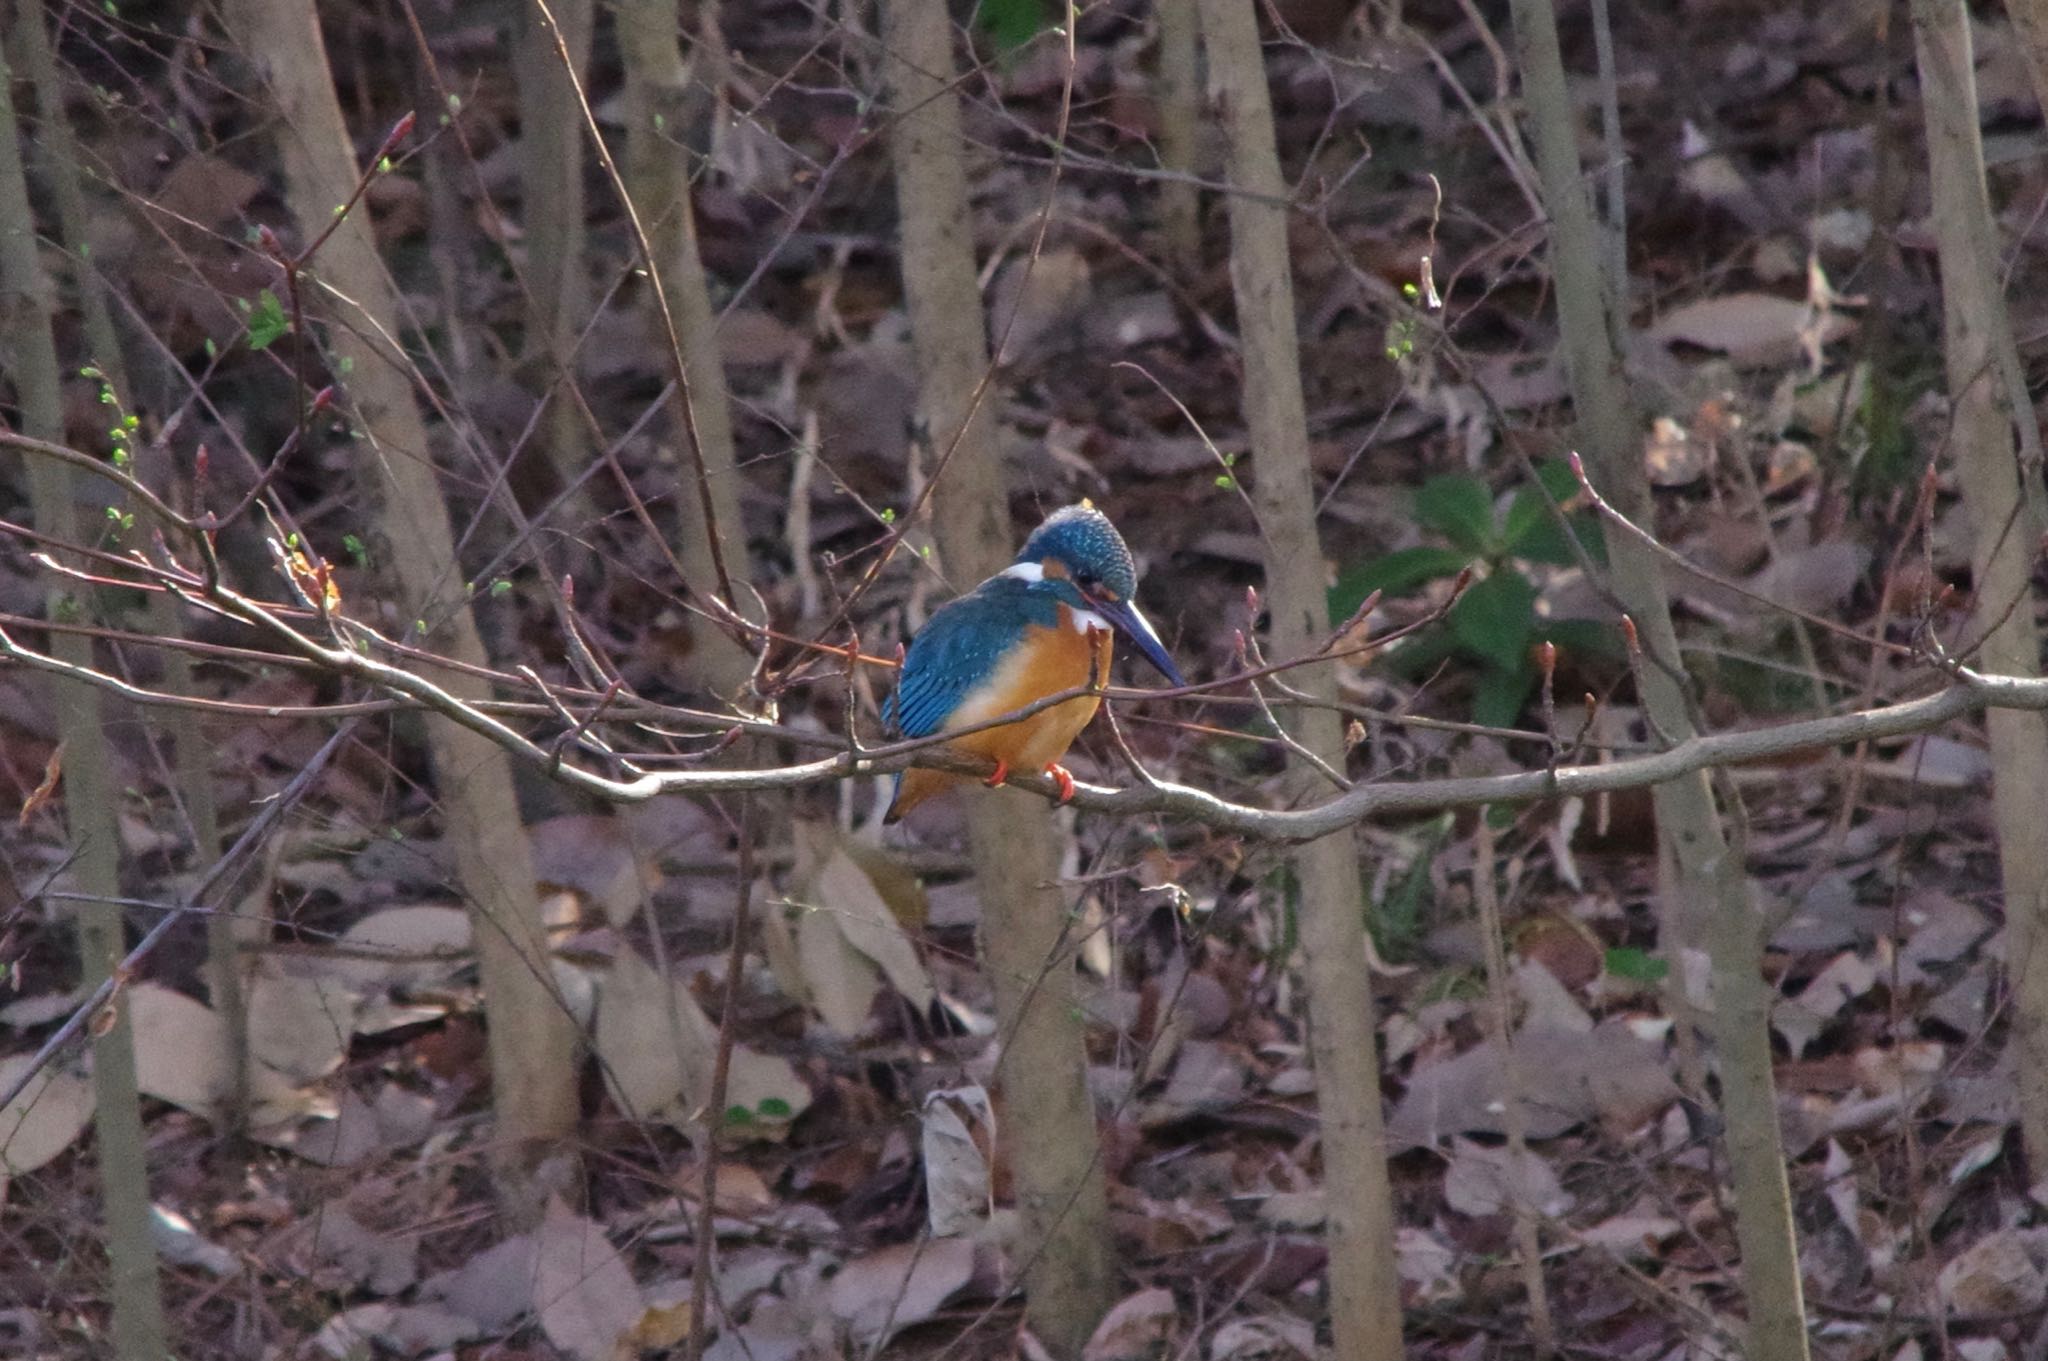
[0, 591, 2025, 841]
[0, 428, 2020, 843]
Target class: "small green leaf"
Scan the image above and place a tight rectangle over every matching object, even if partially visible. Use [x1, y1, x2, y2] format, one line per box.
[756, 1097, 793, 1119]
[977, 0, 1050, 54]
[724, 1104, 756, 1126]
[489, 579, 513, 597]
[1449, 568, 1537, 672]
[1471, 662, 1537, 728]
[1414, 475, 1497, 553]
[1605, 947, 1669, 983]
[1328, 545, 1471, 618]
[1539, 618, 1622, 663]
[1500, 460, 1576, 550]
[245, 288, 290, 351]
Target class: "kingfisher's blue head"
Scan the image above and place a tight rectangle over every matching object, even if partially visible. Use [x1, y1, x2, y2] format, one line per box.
[1006, 503, 1185, 687]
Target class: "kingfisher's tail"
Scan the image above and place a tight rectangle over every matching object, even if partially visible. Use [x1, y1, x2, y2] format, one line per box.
[883, 768, 952, 824]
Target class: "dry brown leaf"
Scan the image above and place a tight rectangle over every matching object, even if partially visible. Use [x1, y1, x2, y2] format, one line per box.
[18, 742, 60, 826]
[1142, 1038, 1248, 1125]
[421, 1232, 537, 1332]
[245, 962, 359, 1083]
[0, 1053, 94, 1177]
[623, 1281, 694, 1350]
[594, 946, 706, 1119]
[1938, 1231, 2048, 1318]
[792, 828, 935, 1036]
[826, 1237, 980, 1345]
[127, 982, 234, 1117]
[594, 947, 810, 1132]
[302, 1204, 417, 1296]
[529, 813, 655, 927]
[792, 899, 883, 1036]
[1772, 951, 1878, 1059]
[330, 905, 472, 992]
[1208, 1314, 1317, 1360]
[1649, 291, 1852, 366]
[989, 247, 1092, 360]
[1577, 1201, 1682, 1259]
[921, 1085, 996, 1237]
[1388, 1019, 1677, 1146]
[1442, 1137, 1572, 1218]
[1745, 541, 1872, 617]
[0, 989, 84, 1028]
[1083, 1287, 1180, 1361]
[312, 1303, 478, 1359]
[1394, 1226, 1460, 1304]
[533, 1197, 644, 1361]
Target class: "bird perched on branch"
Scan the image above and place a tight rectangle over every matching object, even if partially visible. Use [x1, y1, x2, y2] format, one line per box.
[883, 503, 1185, 823]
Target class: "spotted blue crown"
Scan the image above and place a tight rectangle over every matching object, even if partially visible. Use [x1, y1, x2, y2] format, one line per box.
[1017, 503, 1138, 601]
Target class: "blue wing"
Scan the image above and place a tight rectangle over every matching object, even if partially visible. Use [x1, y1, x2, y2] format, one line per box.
[887, 579, 1061, 738]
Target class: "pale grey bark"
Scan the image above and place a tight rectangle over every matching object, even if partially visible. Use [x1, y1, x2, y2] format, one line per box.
[10, 0, 246, 1129]
[1505, 0, 1808, 1352]
[1193, 0, 1404, 1352]
[618, 0, 753, 699]
[220, 0, 581, 1224]
[0, 17, 167, 1353]
[1155, 0, 1202, 280]
[1911, 0, 2048, 1179]
[882, 0, 1114, 1348]
[517, 0, 596, 527]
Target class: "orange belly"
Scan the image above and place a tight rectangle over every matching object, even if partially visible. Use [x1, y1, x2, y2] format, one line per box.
[886, 619, 1111, 821]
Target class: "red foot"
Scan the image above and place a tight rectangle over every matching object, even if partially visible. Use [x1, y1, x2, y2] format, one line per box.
[982, 759, 1011, 788]
[1046, 763, 1077, 805]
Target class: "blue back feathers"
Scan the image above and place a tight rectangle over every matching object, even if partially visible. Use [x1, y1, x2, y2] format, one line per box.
[886, 576, 1065, 738]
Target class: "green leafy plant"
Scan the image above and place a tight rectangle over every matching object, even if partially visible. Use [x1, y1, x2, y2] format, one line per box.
[1330, 460, 1614, 727]
[1370, 812, 1453, 962]
[244, 287, 290, 351]
[975, 0, 1051, 56]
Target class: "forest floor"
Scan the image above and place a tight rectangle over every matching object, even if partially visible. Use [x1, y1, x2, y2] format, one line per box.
[4, 0, 2048, 1358]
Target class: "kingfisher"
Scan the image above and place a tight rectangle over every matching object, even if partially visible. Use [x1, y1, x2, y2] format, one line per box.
[883, 503, 1185, 823]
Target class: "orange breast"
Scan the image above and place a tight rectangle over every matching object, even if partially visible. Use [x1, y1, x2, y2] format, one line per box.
[949, 617, 1109, 770]
[886, 610, 1111, 822]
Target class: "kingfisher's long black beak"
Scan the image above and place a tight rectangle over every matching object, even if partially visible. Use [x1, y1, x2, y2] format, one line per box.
[1097, 596, 1186, 688]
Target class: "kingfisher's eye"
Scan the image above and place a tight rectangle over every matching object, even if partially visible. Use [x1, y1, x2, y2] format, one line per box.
[1074, 572, 1100, 592]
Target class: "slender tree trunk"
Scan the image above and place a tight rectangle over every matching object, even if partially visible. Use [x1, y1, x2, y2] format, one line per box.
[1911, 0, 2048, 1178]
[516, 0, 595, 526]
[11, 0, 244, 1129]
[618, 0, 753, 699]
[1504, 0, 1809, 1353]
[1193, 2, 1404, 1353]
[1155, 0, 1202, 281]
[220, 0, 581, 1224]
[0, 21, 167, 1355]
[2008, 0, 2048, 138]
[880, 0, 1011, 568]
[881, 0, 1114, 1350]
